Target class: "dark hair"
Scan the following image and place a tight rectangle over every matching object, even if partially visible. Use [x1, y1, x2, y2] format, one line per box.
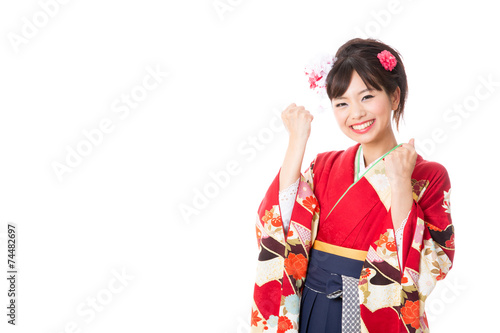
[325, 38, 408, 131]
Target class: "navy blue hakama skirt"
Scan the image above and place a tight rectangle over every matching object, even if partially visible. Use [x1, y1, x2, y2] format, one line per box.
[299, 248, 365, 333]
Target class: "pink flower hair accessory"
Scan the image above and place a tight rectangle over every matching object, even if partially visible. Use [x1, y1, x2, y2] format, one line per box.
[377, 50, 397, 71]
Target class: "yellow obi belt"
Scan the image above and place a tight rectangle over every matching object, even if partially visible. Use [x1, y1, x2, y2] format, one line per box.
[312, 240, 368, 262]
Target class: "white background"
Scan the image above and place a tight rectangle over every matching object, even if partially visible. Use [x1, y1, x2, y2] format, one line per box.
[0, 0, 498, 332]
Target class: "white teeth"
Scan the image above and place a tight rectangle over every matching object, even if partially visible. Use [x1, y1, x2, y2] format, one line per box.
[351, 120, 374, 130]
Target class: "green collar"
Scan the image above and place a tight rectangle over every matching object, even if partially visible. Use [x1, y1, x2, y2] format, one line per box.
[353, 143, 403, 183]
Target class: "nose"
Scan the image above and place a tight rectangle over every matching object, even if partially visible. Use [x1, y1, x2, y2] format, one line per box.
[349, 103, 367, 120]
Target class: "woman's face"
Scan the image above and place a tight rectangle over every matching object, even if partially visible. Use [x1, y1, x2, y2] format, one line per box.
[331, 70, 400, 145]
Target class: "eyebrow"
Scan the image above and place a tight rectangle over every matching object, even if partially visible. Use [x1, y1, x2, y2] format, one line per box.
[334, 88, 374, 100]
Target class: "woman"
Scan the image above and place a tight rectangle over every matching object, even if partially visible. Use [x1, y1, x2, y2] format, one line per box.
[250, 38, 455, 333]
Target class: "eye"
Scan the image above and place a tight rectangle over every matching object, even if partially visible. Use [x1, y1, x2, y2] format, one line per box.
[335, 102, 347, 108]
[362, 95, 374, 101]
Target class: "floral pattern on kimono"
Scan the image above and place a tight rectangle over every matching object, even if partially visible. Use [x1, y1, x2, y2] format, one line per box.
[358, 159, 454, 333]
[251, 143, 455, 333]
[251, 160, 318, 333]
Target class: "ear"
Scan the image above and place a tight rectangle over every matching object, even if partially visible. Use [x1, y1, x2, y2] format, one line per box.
[391, 86, 401, 111]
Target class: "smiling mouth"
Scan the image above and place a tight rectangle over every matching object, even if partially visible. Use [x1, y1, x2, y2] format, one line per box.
[350, 119, 374, 130]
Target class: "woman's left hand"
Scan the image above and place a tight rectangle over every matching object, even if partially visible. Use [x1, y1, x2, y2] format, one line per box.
[383, 138, 417, 186]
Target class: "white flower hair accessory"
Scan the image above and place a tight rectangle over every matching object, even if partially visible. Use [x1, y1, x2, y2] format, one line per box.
[304, 53, 337, 98]
[303, 53, 337, 113]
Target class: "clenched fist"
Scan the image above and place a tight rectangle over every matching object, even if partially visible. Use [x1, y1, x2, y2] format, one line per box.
[281, 103, 314, 145]
[383, 138, 417, 186]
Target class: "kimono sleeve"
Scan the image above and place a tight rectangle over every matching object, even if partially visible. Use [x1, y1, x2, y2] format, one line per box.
[250, 157, 319, 332]
[401, 162, 454, 275]
[398, 162, 455, 331]
[254, 157, 319, 251]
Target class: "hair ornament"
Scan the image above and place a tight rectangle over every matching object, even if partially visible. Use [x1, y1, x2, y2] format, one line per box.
[377, 50, 397, 71]
[303, 54, 337, 113]
[304, 54, 337, 97]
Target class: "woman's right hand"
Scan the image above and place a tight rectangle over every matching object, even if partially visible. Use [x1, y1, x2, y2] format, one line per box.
[281, 103, 313, 146]
[279, 103, 312, 191]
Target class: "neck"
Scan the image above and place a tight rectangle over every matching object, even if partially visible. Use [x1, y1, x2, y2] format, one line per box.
[361, 132, 398, 166]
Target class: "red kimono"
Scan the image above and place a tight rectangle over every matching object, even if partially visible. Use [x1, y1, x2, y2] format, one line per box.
[251, 142, 455, 333]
